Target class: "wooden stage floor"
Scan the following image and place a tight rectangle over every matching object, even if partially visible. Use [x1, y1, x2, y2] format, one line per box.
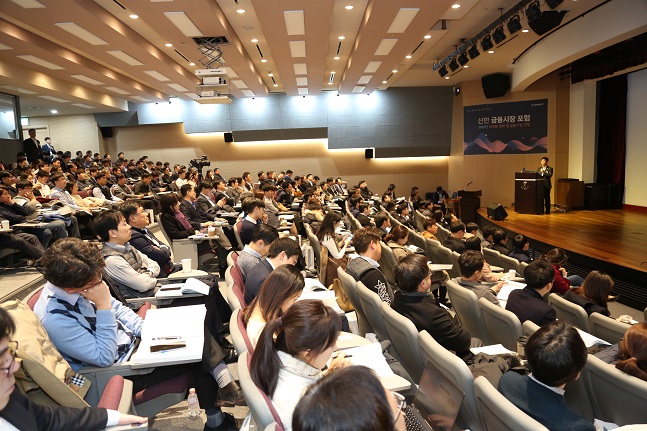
[476, 208, 647, 274]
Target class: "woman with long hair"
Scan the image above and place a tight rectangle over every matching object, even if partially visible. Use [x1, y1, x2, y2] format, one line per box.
[159, 193, 213, 255]
[242, 265, 305, 346]
[541, 248, 584, 294]
[316, 211, 350, 286]
[563, 270, 613, 316]
[250, 300, 348, 430]
[384, 225, 412, 262]
[616, 323, 647, 382]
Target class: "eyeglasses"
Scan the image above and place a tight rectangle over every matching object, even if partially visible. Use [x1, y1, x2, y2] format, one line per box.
[0, 340, 18, 377]
[391, 391, 406, 424]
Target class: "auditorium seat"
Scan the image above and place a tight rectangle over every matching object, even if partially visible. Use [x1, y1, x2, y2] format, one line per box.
[380, 301, 424, 382]
[548, 293, 590, 331]
[337, 266, 372, 337]
[446, 279, 491, 345]
[478, 297, 522, 351]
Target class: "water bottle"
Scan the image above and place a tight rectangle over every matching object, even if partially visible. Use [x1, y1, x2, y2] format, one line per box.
[187, 388, 200, 417]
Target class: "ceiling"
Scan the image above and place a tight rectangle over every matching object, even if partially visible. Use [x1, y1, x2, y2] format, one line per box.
[0, 0, 607, 117]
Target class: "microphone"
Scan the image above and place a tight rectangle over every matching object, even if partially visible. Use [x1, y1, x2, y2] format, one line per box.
[522, 167, 525, 172]
[466, 181, 473, 190]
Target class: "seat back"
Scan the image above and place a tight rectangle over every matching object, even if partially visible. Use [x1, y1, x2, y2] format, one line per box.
[473, 376, 549, 431]
[238, 352, 286, 431]
[446, 280, 491, 344]
[226, 283, 243, 311]
[380, 302, 424, 382]
[156, 214, 174, 259]
[519, 261, 528, 277]
[356, 282, 398, 357]
[644, 306, 647, 322]
[378, 241, 397, 286]
[499, 254, 521, 275]
[436, 225, 450, 243]
[478, 297, 522, 351]
[547, 293, 590, 331]
[231, 281, 246, 309]
[589, 312, 630, 344]
[304, 224, 321, 268]
[337, 267, 372, 336]
[407, 229, 427, 252]
[233, 221, 244, 250]
[418, 331, 482, 431]
[157, 214, 198, 262]
[24, 286, 43, 310]
[230, 263, 245, 292]
[230, 309, 254, 355]
[224, 266, 234, 289]
[226, 250, 239, 267]
[451, 251, 461, 277]
[583, 354, 647, 425]
[436, 244, 459, 277]
[424, 238, 443, 264]
[414, 210, 426, 231]
[482, 248, 503, 269]
[521, 320, 540, 336]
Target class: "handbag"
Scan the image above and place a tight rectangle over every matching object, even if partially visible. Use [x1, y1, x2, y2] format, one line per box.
[330, 277, 355, 312]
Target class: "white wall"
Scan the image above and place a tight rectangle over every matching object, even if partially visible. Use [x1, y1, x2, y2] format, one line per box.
[568, 80, 597, 183]
[27, 114, 101, 156]
[625, 68, 647, 207]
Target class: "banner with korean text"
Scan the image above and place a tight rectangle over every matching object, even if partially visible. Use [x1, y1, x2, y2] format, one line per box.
[463, 99, 548, 155]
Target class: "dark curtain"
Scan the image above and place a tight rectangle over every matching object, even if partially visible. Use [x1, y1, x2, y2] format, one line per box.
[596, 75, 627, 190]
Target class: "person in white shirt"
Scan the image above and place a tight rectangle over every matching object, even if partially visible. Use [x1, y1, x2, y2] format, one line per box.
[33, 171, 51, 198]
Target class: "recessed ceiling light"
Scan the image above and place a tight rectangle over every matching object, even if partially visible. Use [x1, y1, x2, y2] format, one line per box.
[251, 38, 258, 43]
[392, 69, 398, 73]
[445, 76, 450, 79]
[345, 5, 353, 10]
[463, 65, 469, 68]
[50, 109, 58, 114]
[451, 3, 461, 9]
[338, 36, 345, 40]
[165, 43, 173, 47]
[405, 55, 412, 59]
[424, 35, 431, 39]
[334, 56, 340, 60]
[261, 59, 267, 63]
[189, 62, 195, 66]
[328, 82, 333, 85]
[268, 73, 273, 76]
[521, 29, 529, 33]
[382, 80, 387, 84]
[274, 84, 278, 87]
[236, 9, 245, 14]
[129, 14, 138, 19]
[488, 50, 494, 54]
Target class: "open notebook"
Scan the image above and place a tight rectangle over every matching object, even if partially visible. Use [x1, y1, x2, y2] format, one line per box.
[155, 277, 210, 298]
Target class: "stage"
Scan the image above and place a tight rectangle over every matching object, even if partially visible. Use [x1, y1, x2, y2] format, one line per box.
[476, 207, 647, 310]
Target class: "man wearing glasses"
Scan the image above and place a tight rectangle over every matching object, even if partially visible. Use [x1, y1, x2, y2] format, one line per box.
[0, 307, 147, 430]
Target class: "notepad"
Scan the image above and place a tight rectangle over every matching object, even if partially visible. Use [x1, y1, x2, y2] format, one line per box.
[155, 278, 209, 298]
[471, 343, 516, 356]
[496, 280, 526, 301]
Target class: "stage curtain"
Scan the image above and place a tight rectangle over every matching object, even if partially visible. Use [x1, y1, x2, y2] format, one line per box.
[596, 74, 627, 190]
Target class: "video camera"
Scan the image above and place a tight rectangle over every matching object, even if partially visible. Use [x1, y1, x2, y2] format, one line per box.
[189, 155, 211, 169]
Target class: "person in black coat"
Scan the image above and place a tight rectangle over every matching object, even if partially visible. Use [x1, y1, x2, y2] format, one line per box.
[537, 156, 554, 214]
[23, 129, 42, 164]
[505, 260, 557, 327]
[390, 254, 474, 360]
[0, 307, 147, 431]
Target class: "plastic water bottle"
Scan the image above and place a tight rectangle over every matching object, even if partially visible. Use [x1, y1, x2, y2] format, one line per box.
[187, 388, 200, 417]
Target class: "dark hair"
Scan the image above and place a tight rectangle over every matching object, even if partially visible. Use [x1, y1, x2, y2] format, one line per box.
[544, 248, 568, 266]
[394, 254, 429, 293]
[541, 157, 549, 162]
[526, 321, 587, 387]
[349, 196, 362, 208]
[450, 221, 466, 234]
[481, 225, 495, 240]
[243, 197, 265, 213]
[465, 222, 479, 234]
[251, 300, 341, 396]
[0, 307, 16, 339]
[458, 250, 485, 278]
[352, 227, 382, 254]
[384, 224, 408, 244]
[358, 202, 369, 213]
[118, 201, 142, 224]
[197, 181, 212, 195]
[423, 218, 436, 231]
[37, 170, 50, 178]
[293, 366, 394, 431]
[616, 323, 647, 382]
[50, 173, 65, 184]
[374, 211, 390, 229]
[267, 237, 302, 260]
[524, 260, 555, 290]
[37, 238, 105, 288]
[395, 204, 408, 215]
[316, 211, 342, 242]
[160, 193, 179, 214]
[242, 265, 305, 326]
[141, 172, 151, 179]
[15, 179, 32, 191]
[179, 183, 193, 198]
[94, 209, 125, 242]
[573, 270, 613, 311]
[64, 180, 76, 194]
[512, 234, 528, 250]
[250, 223, 279, 245]
[433, 210, 444, 223]
[463, 236, 482, 251]
[493, 229, 507, 245]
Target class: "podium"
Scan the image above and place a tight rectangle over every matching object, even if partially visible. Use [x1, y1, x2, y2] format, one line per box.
[457, 190, 481, 223]
[515, 172, 545, 214]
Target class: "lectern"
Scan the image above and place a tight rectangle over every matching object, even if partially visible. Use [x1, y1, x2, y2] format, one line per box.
[515, 172, 544, 214]
[457, 190, 481, 223]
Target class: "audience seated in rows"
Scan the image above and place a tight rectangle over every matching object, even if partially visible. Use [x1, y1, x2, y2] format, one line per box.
[455, 250, 504, 305]
[237, 224, 279, 281]
[346, 227, 394, 304]
[509, 234, 532, 263]
[541, 248, 584, 294]
[385, 225, 413, 262]
[463, 236, 503, 282]
[356, 202, 373, 227]
[159, 193, 214, 257]
[563, 270, 613, 317]
[373, 211, 391, 239]
[491, 229, 510, 256]
[421, 218, 439, 241]
[443, 221, 466, 254]
[250, 300, 348, 431]
[240, 198, 265, 246]
[505, 260, 557, 327]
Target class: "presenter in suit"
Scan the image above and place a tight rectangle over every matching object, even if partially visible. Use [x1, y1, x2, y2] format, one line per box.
[536, 156, 553, 214]
[23, 129, 42, 164]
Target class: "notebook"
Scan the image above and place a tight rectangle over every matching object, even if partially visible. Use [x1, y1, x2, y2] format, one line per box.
[405, 361, 465, 431]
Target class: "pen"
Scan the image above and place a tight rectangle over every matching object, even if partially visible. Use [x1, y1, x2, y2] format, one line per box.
[152, 336, 182, 340]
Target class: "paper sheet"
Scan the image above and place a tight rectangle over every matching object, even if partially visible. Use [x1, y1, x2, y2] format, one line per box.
[337, 342, 394, 377]
[496, 280, 526, 301]
[470, 343, 516, 356]
[576, 328, 611, 348]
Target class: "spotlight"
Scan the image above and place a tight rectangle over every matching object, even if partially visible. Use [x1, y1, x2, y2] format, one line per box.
[507, 15, 522, 34]
[492, 25, 506, 44]
[480, 34, 494, 51]
[448, 58, 459, 72]
[468, 44, 480, 59]
[438, 65, 448, 78]
[546, 0, 563, 9]
[526, 1, 542, 22]
[457, 52, 469, 66]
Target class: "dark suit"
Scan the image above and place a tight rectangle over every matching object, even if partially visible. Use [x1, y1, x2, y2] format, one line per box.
[179, 199, 210, 230]
[1, 389, 108, 431]
[505, 286, 556, 326]
[23, 138, 42, 163]
[129, 226, 173, 275]
[391, 291, 472, 358]
[537, 165, 553, 213]
[240, 218, 261, 246]
[443, 236, 465, 254]
[159, 212, 194, 239]
[499, 372, 595, 431]
[356, 213, 373, 227]
[244, 258, 273, 304]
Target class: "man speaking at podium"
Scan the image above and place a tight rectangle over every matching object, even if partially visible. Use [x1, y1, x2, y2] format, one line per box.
[537, 157, 553, 214]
